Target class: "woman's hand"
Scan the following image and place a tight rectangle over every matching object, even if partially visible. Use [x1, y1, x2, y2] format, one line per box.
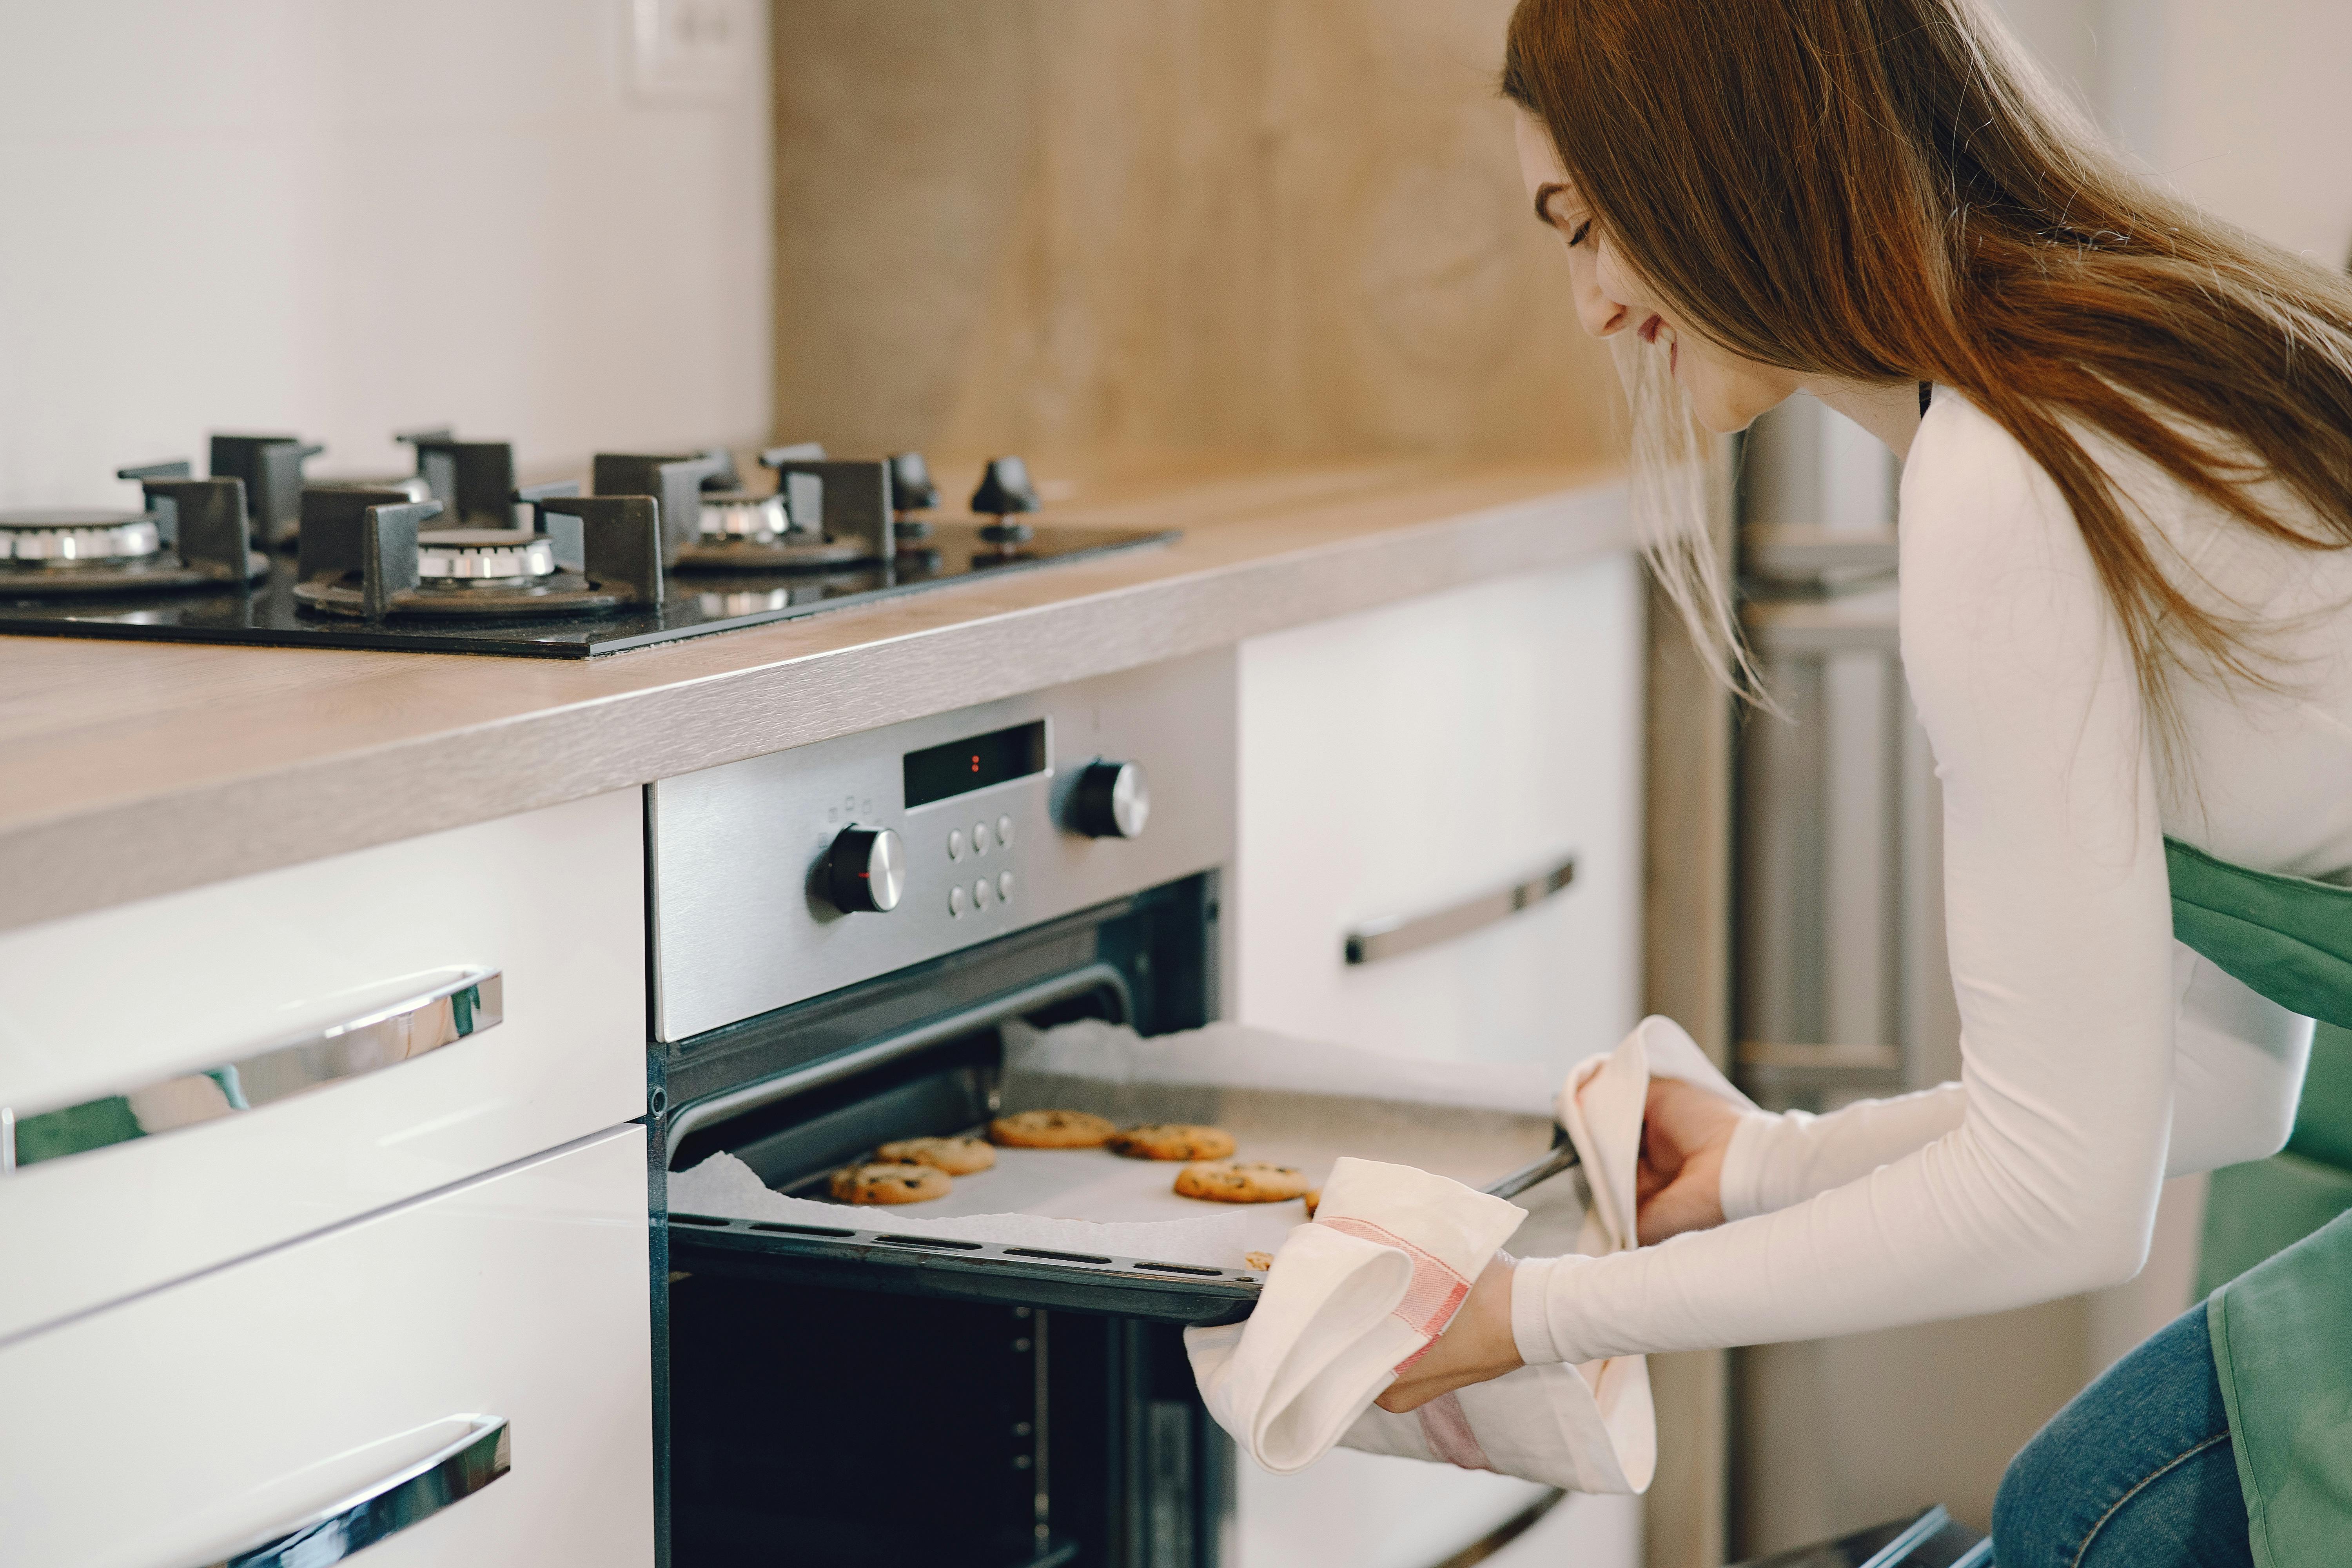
[1635, 1077, 1742, 1245]
[1374, 1253, 1522, 1414]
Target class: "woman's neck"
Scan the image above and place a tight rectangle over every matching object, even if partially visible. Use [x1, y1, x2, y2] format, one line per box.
[1806, 377, 1928, 462]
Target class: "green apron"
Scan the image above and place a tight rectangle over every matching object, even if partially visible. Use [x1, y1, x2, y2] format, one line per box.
[2162, 838, 2352, 1568]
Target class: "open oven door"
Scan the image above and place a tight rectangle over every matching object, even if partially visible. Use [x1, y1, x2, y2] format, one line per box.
[652, 877, 1239, 1568]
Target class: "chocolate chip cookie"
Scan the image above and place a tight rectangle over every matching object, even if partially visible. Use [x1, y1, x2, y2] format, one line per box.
[1172, 1160, 1312, 1203]
[875, 1136, 997, 1175]
[830, 1161, 953, 1204]
[988, 1109, 1117, 1148]
[1106, 1123, 1236, 1161]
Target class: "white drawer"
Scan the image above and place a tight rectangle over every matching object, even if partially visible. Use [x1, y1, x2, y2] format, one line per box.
[1234, 560, 1646, 1067]
[0, 1123, 652, 1568]
[0, 788, 644, 1341]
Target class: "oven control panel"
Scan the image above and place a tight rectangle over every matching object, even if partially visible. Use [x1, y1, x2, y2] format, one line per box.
[646, 649, 1234, 1041]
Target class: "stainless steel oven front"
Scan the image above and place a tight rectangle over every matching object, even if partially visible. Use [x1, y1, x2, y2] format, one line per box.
[645, 650, 1240, 1568]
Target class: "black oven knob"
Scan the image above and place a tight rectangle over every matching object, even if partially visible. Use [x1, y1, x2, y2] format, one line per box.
[1071, 760, 1150, 839]
[824, 826, 906, 912]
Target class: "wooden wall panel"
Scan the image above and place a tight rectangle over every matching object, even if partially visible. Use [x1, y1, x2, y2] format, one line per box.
[769, 0, 1621, 467]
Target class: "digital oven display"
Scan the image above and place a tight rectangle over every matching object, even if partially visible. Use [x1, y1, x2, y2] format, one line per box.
[902, 719, 1048, 809]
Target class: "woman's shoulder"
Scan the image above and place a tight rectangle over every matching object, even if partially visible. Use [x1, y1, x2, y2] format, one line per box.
[1899, 394, 2073, 548]
[1896, 391, 2096, 610]
[1892, 388, 2142, 762]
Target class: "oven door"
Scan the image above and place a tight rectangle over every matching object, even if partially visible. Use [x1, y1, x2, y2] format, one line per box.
[654, 874, 1259, 1323]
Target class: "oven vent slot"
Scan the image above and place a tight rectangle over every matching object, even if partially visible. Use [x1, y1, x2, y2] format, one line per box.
[748, 1221, 853, 1238]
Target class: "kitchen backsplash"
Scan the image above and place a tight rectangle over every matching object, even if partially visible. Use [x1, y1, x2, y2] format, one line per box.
[0, 0, 771, 510]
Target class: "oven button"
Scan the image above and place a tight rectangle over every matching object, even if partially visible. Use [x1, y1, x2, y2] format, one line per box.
[974, 821, 992, 854]
[823, 825, 906, 913]
[1071, 760, 1150, 838]
[974, 876, 995, 909]
[948, 829, 965, 861]
[998, 871, 1014, 902]
[997, 814, 1015, 847]
[949, 884, 967, 917]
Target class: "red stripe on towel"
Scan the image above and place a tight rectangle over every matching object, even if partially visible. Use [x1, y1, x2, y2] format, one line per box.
[1316, 1215, 1471, 1356]
[1417, 1392, 1492, 1472]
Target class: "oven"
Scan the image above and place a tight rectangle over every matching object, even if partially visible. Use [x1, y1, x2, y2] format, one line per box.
[645, 650, 1241, 1568]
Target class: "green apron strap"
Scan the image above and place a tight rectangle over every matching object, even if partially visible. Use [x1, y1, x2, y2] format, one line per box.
[2165, 838, 2352, 1031]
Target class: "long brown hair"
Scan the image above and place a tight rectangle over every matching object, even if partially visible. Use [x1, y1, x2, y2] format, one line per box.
[1503, 0, 2352, 724]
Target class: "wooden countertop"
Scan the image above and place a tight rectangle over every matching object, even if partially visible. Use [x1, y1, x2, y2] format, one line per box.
[0, 459, 1628, 932]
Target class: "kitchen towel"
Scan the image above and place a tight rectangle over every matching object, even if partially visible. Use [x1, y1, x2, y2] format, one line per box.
[1187, 1014, 1752, 1494]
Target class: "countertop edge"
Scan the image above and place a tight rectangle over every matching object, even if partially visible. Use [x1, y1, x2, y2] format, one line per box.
[0, 477, 1632, 933]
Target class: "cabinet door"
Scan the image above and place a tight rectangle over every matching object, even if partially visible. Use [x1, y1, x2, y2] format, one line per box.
[1234, 557, 1644, 1069]
[0, 1124, 652, 1568]
[0, 788, 644, 1341]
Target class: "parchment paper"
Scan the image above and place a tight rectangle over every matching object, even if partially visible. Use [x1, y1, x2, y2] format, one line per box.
[667, 1019, 1592, 1265]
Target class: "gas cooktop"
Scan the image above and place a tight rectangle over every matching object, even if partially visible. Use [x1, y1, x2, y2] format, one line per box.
[0, 434, 1172, 659]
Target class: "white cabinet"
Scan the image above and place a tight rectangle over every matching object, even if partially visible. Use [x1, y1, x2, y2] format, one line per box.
[1234, 555, 1646, 1071]
[0, 788, 645, 1342]
[1230, 557, 1646, 1568]
[0, 1123, 652, 1568]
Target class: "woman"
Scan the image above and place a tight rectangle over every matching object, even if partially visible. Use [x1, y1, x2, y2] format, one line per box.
[1376, 3, 2352, 1565]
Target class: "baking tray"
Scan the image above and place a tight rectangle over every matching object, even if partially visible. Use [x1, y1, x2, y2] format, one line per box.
[666, 1025, 1584, 1326]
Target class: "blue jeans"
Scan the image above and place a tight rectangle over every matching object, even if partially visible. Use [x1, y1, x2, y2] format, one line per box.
[1992, 1302, 2252, 1566]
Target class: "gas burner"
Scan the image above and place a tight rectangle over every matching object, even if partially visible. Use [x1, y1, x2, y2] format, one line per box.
[416, 528, 560, 586]
[0, 510, 201, 596]
[0, 471, 267, 598]
[689, 474, 865, 569]
[2, 510, 162, 566]
[608, 444, 902, 573]
[291, 490, 663, 621]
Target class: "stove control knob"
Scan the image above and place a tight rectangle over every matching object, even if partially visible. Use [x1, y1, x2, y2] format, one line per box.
[824, 826, 906, 913]
[1071, 761, 1150, 840]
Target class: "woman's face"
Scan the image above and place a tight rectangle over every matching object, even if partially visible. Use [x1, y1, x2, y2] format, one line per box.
[1513, 112, 1798, 432]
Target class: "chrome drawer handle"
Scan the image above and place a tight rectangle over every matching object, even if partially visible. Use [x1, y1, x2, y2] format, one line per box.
[1343, 857, 1576, 967]
[192, 1415, 510, 1568]
[1, 967, 503, 1174]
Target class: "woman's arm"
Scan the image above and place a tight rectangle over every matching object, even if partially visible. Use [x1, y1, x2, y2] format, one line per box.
[1510, 398, 2178, 1367]
[1672, 950, 2307, 1232]
[1716, 1085, 1967, 1222]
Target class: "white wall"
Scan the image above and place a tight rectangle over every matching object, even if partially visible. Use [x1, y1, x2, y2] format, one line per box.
[0, 0, 771, 510]
[1994, 0, 2352, 267]
[2100, 0, 2352, 266]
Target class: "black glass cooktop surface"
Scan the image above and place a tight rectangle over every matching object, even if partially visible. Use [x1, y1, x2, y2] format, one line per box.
[0, 523, 1174, 658]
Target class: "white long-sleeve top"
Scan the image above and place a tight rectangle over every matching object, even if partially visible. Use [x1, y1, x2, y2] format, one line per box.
[1513, 390, 2352, 1368]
